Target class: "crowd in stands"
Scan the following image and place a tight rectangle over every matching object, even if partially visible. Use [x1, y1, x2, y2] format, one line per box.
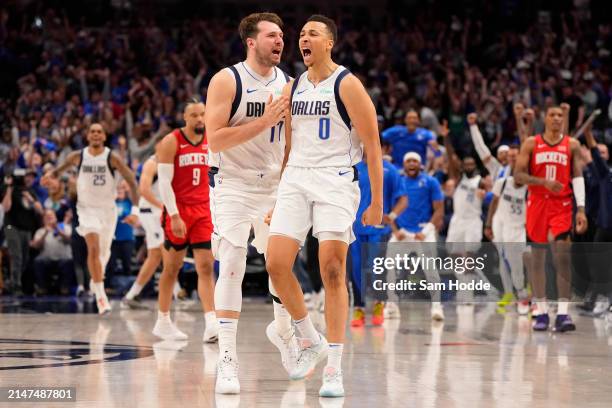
[1, 0, 611, 297]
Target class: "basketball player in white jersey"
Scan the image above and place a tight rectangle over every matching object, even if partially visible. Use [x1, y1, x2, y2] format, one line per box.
[441, 120, 496, 302]
[442, 120, 486, 254]
[121, 136, 165, 309]
[484, 143, 530, 315]
[204, 13, 293, 394]
[266, 15, 383, 398]
[45, 123, 140, 314]
[468, 112, 515, 307]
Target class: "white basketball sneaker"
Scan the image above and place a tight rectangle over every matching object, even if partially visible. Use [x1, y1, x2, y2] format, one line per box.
[319, 366, 345, 397]
[153, 317, 188, 341]
[290, 333, 328, 380]
[216, 352, 240, 394]
[517, 299, 531, 316]
[266, 321, 299, 374]
[431, 302, 445, 321]
[384, 302, 401, 319]
[203, 319, 219, 343]
[96, 292, 112, 315]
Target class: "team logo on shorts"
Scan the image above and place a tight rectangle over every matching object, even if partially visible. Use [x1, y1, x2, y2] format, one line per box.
[0, 338, 153, 371]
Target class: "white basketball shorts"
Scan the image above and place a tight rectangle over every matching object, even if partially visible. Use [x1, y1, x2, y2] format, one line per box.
[139, 208, 164, 250]
[269, 166, 360, 246]
[209, 174, 277, 254]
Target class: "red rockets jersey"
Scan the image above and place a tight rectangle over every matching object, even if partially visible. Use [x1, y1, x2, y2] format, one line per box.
[528, 134, 572, 198]
[171, 129, 210, 205]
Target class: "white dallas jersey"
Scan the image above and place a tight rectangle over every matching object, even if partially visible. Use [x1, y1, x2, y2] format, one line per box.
[77, 147, 117, 208]
[453, 174, 482, 219]
[287, 66, 362, 168]
[208, 62, 290, 178]
[138, 155, 160, 209]
[492, 176, 526, 227]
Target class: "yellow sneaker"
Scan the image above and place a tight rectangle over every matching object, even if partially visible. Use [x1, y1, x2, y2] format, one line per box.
[372, 302, 384, 326]
[351, 308, 365, 327]
[497, 292, 515, 308]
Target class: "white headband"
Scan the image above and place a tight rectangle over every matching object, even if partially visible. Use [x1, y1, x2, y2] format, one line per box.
[403, 152, 421, 163]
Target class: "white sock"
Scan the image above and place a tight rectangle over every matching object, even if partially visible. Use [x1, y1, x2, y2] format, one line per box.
[218, 318, 238, 359]
[92, 281, 105, 298]
[535, 298, 548, 315]
[557, 299, 569, 315]
[204, 311, 216, 327]
[273, 301, 293, 338]
[126, 282, 143, 300]
[294, 314, 319, 344]
[158, 310, 170, 321]
[327, 343, 344, 370]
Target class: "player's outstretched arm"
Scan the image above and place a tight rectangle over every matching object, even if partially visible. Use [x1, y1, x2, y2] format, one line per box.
[521, 108, 535, 144]
[584, 122, 609, 180]
[140, 158, 163, 210]
[513, 103, 528, 143]
[467, 112, 499, 174]
[339, 74, 383, 226]
[49, 151, 81, 179]
[561, 103, 571, 136]
[440, 120, 461, 181]
[111, 152, 140, 204]
[206, 70, 289, 153]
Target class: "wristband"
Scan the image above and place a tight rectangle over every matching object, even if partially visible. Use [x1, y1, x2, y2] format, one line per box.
[389, 212, 398, 221]
[572, 177, 585, 208]
[130, 206, 139, 216]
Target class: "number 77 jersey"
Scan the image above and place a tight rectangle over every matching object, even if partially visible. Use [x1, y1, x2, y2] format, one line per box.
[287, 66, 362, 168]
[528, 134, 573, 198]
[172, 128, 210, 205]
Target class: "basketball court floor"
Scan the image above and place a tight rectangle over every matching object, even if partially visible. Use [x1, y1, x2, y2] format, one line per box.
[1, 299, 612, 407]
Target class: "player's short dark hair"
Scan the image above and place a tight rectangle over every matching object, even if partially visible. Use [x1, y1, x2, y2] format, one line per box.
[509, 143, 520, 150]
[545, 105, 562, 114]
[406, 109, 420, 118]
[306, 14, 337, 43]
[239, 12, 284, 47]
[185, 96, 204, 111]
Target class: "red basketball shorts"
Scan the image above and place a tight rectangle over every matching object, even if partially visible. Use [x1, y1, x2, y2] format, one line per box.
[162, 203, 212, 250]
[526, 195, 573, 243]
